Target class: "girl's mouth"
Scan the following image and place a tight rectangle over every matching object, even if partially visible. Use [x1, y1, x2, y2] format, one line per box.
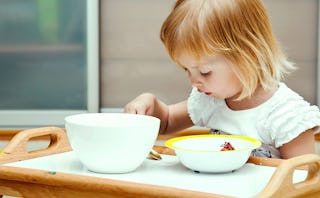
[205, 92, 212, 96]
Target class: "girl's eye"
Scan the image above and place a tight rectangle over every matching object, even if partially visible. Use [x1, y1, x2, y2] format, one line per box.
[183, 67, 190, 73]
[200, 71, 211, 76]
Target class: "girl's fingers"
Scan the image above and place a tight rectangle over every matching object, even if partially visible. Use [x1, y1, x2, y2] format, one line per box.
[124, 105, 137, 114]
[136, 106, 148, 115]
[124, 103, 148, 115]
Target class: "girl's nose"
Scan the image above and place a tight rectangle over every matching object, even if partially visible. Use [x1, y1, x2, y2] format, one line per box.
[190, 78, 202, 90]
[191, 80, 201, 87]
[188, 72, 202, 89]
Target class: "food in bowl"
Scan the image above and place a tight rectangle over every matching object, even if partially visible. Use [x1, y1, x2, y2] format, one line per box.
[220, 142, 235, 151]
[165, 134, 261, 173]
[65, 113, 160, 173]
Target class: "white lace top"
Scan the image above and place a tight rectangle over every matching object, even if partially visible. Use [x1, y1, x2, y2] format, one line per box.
[187, 83, 320, 158]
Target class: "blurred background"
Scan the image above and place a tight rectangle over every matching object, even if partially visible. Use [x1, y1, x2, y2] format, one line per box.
[0, 0, 318, 128]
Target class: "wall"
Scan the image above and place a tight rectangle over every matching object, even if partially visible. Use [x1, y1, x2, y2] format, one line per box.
[263, 0, 318, 104]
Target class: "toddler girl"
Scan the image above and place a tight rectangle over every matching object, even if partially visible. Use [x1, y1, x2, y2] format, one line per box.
[124, 0, 320, 158]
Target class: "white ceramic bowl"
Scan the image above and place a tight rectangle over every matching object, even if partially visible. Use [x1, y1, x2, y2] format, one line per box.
[165, 134, 261, 173]
[65, 113, 160, 173]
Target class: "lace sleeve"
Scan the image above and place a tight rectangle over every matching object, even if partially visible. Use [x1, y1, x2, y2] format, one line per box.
[260, 98, 320, 148]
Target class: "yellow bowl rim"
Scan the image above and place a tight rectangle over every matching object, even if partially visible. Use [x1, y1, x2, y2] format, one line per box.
[165, 134, 262, 153]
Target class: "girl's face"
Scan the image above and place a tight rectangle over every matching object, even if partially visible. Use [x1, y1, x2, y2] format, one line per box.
[178, 54, 243, 100]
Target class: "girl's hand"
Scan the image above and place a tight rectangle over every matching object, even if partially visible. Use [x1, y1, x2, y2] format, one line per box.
[124, 93, 157, 116]
[124, 93, 193, 134]
[124, 93, 170, 133]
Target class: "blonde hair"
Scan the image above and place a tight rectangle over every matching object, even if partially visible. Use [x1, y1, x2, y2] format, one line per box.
[160, 0, 294, 99]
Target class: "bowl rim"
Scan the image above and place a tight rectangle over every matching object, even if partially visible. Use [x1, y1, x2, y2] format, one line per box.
[165, 134, 261, 152]
[65, 113, 160, 127]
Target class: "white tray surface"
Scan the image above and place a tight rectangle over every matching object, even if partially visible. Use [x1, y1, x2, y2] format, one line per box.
[4, 151, 307, 197]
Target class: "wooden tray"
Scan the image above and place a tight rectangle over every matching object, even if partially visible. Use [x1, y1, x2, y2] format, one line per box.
[0, 127, 320, 197]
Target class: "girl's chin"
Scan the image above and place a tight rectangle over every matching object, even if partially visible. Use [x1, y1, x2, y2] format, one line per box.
[203, 91, 227, 99]
[211, 94, 227, 100]
[206, 93, 220, 99]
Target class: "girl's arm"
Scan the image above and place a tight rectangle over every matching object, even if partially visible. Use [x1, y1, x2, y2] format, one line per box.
[124, 93, 194, 134]
[279, 129, 315, 159]
[165, 100, 194, 134]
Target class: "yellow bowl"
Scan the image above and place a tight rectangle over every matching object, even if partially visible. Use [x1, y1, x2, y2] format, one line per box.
[165, 134, 261, 173]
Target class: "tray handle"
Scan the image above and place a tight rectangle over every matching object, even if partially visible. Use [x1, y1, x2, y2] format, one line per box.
[0, 127, 72, 164]
[254, 154, 320, 197]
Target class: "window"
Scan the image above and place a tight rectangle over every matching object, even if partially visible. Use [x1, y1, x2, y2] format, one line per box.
[0, 0, 99, 128]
